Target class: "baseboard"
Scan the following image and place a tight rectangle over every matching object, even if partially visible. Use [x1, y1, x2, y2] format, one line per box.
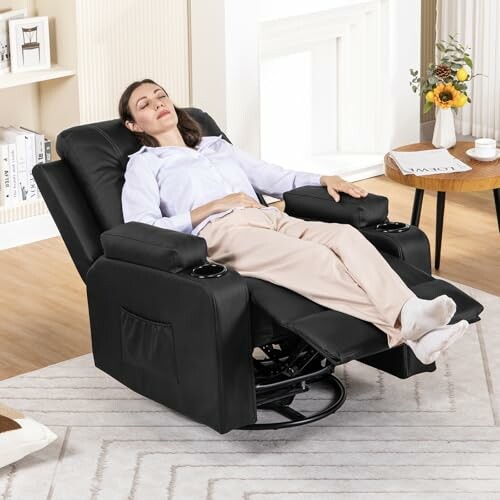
[0, 214, 60, 250]
[336, 163, 384, 182]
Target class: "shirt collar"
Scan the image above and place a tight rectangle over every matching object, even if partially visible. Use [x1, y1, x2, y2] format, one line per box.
[128, 134, 223, 158]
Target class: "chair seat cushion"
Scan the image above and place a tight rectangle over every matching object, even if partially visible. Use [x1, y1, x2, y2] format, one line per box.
[245, 252, 484, 363]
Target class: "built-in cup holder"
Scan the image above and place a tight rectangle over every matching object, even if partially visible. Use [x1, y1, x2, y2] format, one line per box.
[190, 262, 228, 279]
[375, 221, 411, 233]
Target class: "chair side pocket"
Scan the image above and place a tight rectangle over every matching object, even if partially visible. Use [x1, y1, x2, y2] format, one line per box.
[120, 307, 179, 384]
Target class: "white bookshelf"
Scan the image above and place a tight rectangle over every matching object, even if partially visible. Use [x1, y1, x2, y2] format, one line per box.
[0, 63, 72, 247]
[0, 0, 77, 249]
[0, 64, 75, 90]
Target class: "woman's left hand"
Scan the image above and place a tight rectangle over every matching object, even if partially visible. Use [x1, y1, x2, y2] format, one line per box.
[319, 175, 369, 202]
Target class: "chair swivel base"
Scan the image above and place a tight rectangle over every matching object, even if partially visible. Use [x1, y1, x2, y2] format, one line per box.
[241, 365, 346, 430]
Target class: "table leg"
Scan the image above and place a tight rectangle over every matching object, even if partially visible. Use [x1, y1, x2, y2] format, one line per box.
[411, 188, 424, 226]
[435, 191, 446, 270]
[493, 189, 500, 232]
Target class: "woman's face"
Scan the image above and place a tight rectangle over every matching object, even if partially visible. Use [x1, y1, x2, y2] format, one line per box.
[125, 82, 179, 137]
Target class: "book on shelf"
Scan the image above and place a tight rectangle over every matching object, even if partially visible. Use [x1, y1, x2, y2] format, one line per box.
[0, 127, 22, 205]
[10, 127, 38, 200]
[44, 138, 52, 162]
[0, 125, 52, 208]
[20, 126, 46, 198]
[0, 127, 29, 202]
[0, 141, 11, 207]
[0, 139, 18, 205]
[21, 127, 46, 164]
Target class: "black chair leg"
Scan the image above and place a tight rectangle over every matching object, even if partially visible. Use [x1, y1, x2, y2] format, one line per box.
[435, 191, 446, 270]
[493, 189, 500, 232]
[411, 189, 424, 226]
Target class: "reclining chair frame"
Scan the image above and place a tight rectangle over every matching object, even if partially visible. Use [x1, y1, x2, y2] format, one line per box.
[33, 108, 483, 433]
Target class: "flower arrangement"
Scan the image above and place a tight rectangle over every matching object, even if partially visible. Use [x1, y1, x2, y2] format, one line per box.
[409, 35, 476, 114]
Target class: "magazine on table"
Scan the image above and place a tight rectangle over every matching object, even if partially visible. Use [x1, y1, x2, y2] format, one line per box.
[389, 148, 472, 176]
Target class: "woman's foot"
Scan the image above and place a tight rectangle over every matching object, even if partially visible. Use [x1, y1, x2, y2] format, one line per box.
[405, 319, 469, 365]
[400, 295, 457, 341]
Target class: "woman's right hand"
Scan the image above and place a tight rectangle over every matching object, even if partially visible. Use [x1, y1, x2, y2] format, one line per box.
[191, 192, 263, 229]
[212, 192, 262, 212]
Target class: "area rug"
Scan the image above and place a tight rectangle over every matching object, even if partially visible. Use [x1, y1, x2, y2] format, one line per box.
[1, 279, 499, 499]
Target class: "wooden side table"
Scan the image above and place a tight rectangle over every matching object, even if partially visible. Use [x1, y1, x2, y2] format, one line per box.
[384, 141, 500, 269]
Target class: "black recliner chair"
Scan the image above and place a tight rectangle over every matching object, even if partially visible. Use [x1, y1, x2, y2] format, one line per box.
[33, 108, 483, 434]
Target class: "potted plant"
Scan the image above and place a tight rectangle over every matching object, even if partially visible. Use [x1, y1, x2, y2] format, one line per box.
[410, 35, 477, 149]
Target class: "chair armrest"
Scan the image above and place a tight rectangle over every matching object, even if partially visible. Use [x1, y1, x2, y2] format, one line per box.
[283, 186, 388, 228]
[101, 221, 208, 273]
[360, 226, 432, 275]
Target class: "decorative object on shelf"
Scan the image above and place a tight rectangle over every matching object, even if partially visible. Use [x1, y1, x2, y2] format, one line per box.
[8, 16, 50, 73]
[0, 8, 27, 74]
[409, 35, 480, 149]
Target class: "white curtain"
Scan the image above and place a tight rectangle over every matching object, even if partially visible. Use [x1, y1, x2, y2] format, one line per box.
[437, 0, 500, 139]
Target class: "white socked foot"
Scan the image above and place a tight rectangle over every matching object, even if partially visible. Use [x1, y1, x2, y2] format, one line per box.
[405, 319, 469, 365]
[400, 295, 457, 341]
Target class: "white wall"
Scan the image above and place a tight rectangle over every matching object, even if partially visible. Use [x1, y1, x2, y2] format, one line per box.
[191, 0, 421, 177]
[385, 0, 421, 149]
[74, 0, 190, 123]
[190, 0, 261, 155]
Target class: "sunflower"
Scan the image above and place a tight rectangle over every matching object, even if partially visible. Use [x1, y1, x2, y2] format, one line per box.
[432, 82, 462, 109]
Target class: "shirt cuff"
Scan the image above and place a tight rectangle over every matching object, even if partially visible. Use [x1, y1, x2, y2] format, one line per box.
[295, 172, 323, 188]
[155, 211, 193, 234]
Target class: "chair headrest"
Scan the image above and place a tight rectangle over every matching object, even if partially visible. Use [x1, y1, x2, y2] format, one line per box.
[56, 107, 229, 231]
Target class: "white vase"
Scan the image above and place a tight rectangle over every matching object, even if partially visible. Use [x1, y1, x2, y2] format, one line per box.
[432, 107, 456, 149]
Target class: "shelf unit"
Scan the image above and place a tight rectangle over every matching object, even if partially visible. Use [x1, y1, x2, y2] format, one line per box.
[0, 67, 75, 211]
[0, 0, 77, 248]
[0, 64, 75, 90]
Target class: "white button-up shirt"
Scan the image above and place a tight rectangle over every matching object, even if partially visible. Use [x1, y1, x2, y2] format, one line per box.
[122, 135, 322, 236]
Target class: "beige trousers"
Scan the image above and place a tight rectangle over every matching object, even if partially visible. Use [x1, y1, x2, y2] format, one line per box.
[198, 207, 416, 347]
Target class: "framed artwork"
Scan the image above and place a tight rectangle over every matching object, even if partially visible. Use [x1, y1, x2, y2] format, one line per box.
[8, 16, 50, 73]
[0, 8, 27, 74]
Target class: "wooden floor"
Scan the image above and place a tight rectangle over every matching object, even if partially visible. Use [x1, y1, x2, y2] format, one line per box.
[1, 174, 499, 380]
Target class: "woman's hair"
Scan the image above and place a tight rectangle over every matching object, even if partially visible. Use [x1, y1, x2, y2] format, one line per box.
[118, 78, 202, 148]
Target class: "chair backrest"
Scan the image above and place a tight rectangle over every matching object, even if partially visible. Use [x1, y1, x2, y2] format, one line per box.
[56, 107, 233, 230]
[22, 27, 38, 44]
[34, 107, 257, 282]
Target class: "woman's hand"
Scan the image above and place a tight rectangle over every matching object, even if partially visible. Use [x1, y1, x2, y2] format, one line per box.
[320, 175, 369, 202]
[212, 192, 262, 212]
[192, 193, 261, 228]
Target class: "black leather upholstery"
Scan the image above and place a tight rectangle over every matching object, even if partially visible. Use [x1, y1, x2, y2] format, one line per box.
[247, 251, 483, 368]
[86, 256, 256, 433]
[33, 108, 484, 433]
[284, 187, 389, 228]
[33, 160, 102, 280]
[55, 109, 232, 231]
[101, 222, 208, 274]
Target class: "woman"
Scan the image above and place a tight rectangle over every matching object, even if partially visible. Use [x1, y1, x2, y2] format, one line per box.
[119, 79, 469, 365]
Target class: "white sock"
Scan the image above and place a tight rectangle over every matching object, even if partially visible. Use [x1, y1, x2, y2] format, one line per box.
[405, 319, 469, 365]
[400, 295, 457, 341]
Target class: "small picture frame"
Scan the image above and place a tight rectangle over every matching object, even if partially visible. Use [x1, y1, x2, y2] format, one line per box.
[8, 16, 50, 73]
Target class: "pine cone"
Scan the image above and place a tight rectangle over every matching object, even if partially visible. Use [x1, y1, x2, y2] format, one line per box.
[435, 64, 451, 79]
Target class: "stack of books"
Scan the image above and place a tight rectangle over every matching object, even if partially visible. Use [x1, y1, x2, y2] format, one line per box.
[0, 126, 52, 207]
[389, 148, 472, 176]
